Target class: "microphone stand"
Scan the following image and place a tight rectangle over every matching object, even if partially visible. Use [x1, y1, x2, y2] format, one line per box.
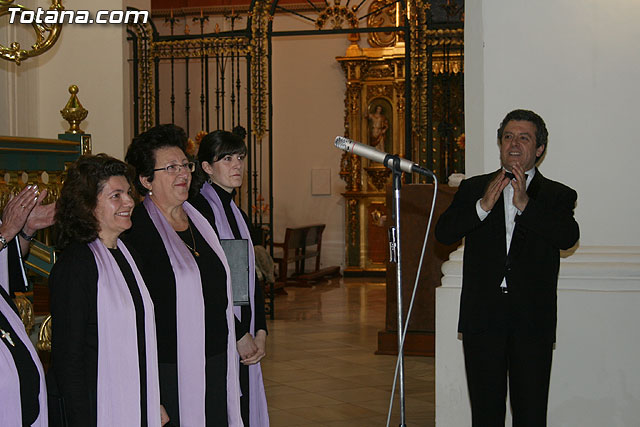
[388, 155, 407, 427]
[336, 141, 434, 426]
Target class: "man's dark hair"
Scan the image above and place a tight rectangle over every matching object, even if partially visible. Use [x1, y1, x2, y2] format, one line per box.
[125, 124, 188, 196]
[55, 154, 134, 250]
[497, 109, 548, 160]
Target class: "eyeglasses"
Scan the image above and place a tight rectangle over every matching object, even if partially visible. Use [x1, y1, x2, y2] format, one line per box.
[153, 162, 196, 174]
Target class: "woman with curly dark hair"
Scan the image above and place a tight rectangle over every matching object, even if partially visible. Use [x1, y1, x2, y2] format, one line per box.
[122, 125, 242, 426]
[49, 154, 167, 426]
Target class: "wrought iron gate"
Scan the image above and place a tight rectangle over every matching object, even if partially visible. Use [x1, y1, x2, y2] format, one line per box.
[127, 0, 464, 246]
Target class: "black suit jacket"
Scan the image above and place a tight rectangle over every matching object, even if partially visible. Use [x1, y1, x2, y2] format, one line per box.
[435, 169, 579, 339]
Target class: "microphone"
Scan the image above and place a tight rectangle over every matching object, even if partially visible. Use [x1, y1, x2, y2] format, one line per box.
[334, 136, 434, 177]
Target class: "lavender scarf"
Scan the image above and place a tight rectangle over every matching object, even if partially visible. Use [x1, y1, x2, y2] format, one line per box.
[0, 236, 11, 291]
[88, 238, 161, 426]
[143, 196, 242, 427]
[201, 182, 269, 426]
[0, 239, 48, 426]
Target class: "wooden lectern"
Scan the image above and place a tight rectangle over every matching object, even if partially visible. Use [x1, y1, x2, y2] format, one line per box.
[376, 183, 460, 356]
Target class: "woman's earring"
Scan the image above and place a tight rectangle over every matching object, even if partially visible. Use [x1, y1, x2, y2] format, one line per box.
[148, 189, 153, 196]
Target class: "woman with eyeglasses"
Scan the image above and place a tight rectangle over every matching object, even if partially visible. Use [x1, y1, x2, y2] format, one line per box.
[190, 129, 269, 426]
[122, 125, 242, 426]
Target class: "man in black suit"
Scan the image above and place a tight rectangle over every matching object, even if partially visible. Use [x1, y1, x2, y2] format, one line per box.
[435, 109, 579, 426]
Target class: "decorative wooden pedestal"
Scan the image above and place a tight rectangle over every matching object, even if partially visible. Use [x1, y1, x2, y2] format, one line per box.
[376, 184, 460, 356]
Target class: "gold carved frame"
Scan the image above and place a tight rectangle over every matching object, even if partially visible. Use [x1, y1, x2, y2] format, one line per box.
[0, 0, 64, 65]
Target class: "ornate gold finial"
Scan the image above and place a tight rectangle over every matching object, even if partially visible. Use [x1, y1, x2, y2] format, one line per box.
[60, 85, 88, 134]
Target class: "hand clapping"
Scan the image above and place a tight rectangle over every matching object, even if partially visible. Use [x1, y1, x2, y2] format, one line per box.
[1, 185, 40, 241]
[0, 185, 55, 245]
[510, 163, 529, 212]
[480, 170, 510, 212]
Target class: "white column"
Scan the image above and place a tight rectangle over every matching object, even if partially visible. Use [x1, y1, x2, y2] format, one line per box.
[438, 1, 640, 424]
[436, 246, 640, 427]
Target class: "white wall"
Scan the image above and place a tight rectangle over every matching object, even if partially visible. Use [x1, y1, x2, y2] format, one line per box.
[0, 0, 146, 159]
[463, 0, 484, 177]
[37, 0, 136, 159]
[465, 0, 640, 246]
[271, 15, 350, 269]
[0, 2, 40, 136]
[437, 0, 640, 425]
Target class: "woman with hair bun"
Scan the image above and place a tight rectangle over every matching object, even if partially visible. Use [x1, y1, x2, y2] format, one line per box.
[123, 125, 242, 426]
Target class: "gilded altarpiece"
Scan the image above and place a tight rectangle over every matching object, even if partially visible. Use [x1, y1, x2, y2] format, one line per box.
[337, 0, 464, 274]
[337, 48, 406, 273]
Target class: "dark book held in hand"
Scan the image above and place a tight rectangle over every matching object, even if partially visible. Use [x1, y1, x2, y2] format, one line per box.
[220, 239, 250, 306]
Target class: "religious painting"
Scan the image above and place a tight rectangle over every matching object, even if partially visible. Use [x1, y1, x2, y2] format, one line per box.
[366, 98, 392, 155]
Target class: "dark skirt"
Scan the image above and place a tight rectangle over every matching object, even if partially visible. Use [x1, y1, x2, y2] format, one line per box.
[159, 352, 228, 427]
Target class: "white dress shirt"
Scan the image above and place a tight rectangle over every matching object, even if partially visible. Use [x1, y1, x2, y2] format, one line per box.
[475, 168, 535, 291]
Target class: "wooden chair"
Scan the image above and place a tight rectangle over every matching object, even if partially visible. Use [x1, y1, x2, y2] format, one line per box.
[273, 224, 340, 286]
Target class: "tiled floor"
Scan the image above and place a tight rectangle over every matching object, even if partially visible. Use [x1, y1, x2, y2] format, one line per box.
[260, 277, 435, 426]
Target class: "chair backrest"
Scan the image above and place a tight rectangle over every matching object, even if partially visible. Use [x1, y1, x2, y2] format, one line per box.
[285, 227, 307, 250]
[305, 224, 325, 246]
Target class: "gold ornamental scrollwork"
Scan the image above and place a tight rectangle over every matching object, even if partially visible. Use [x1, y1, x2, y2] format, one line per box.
[0, 0, 64, 65]
[409, 1, 463, 138]
[250, 0, 273, 141]
[13, 294, 34, 335]
[339, 153, 352, 187]
[152, 37, 250, 59]
[316, 1, 358, 30]
[370, 208, 385, 227]
[0, 169, 64, 213]
[409, 0, 428, 138]
[127, 18, 155, 132]
[347, 198, 358, 246]
[364, 166, 391, 191]
[37, 315, 52, 352]
[366, 84, 393, 103]
[393, 81, 405, 115]
[345, 81, 362, 133]
[339, 152, 361, 193]
[366, 0, 397, 47]
[364, 63, 394, 79]
[341, 79, 362, 140]
[347, 81, 362, 116]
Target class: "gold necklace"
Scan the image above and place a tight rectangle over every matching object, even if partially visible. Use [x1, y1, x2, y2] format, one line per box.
[183, 223, 200, 257]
